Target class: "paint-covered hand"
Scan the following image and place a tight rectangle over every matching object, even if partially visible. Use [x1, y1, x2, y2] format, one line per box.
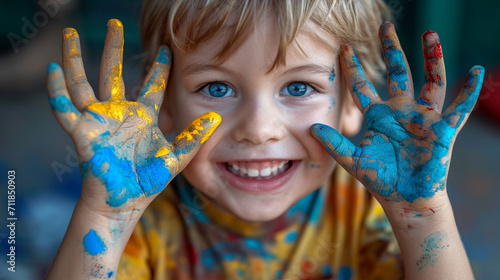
[47, 19, 221, 213]
[310, 22, 484, 206]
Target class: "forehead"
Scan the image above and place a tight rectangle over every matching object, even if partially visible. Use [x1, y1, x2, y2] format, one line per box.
[173, 14, 339, 74]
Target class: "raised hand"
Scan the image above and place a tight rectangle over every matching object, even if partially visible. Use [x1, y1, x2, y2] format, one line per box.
[47, 19, 221, 213]
[310, 22, 484, 205]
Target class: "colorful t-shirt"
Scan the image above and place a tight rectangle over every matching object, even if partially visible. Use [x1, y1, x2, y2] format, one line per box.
[117, 168, 403, 279]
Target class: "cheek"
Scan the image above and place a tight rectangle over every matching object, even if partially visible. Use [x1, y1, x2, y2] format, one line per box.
[287, 98, 340, 129]
[285, 98, 340, 164]
[170, 91, 206, 134]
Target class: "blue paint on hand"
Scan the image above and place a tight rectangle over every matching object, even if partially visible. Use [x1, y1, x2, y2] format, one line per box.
[157, 46, 171, 64]
[83, 229, 107, 255]
[417, 231, 449, 270]
[81, 132, 172, 207]
[48, 62, 59, 72]
[310, 124, 357, 159]
[49, 95, 78, 114]
[88, 111, 106, 124]
[350, 54, 378, 109]
[362, 104, 447, 202]
[383, 38, 408, 91]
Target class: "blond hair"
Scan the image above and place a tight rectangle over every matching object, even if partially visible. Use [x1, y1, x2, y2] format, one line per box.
[140, 0, 392, 84]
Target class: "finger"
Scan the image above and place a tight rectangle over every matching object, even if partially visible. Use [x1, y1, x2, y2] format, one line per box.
[98, 19, 125, 101]
[379, 22, 413, 99]
[138, 46, 171, 110]
[47, 63, 81, 134]
[171, 112, 222, 170]
[62, 28, 97, 111]
[309, 123, 360, 174]
[340, 44, 381, 111]
[418, 31, 446, 112]
[443, 66, 485, 129]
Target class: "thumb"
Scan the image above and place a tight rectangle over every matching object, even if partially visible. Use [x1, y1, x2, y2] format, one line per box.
[309, 123, 359, 174]
[173, 112, 221, 170]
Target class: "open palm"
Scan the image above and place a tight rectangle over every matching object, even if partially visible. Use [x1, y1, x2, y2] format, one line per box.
[47, 19, 220, 212]
[311, 22, 484, 204]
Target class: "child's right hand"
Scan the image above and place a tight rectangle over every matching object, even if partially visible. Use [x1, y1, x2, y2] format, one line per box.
[47, 19, 221, 218]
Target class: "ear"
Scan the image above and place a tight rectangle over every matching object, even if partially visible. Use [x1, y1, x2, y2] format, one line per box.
[340, 89, 364, 137]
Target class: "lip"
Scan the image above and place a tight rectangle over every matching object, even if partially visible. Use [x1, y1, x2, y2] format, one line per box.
[216, 160, 301, 194]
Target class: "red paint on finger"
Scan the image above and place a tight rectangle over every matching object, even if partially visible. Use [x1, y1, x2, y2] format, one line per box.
[423, 31, 443, 86]
[423, 31, 443, 59]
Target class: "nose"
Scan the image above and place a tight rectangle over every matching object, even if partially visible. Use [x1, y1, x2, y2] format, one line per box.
[231, 98, 286, 145]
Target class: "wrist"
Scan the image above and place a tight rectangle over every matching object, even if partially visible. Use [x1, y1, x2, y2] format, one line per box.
[380, 197, 473, 279]
[75, 197, 145, 232]
[79, 177, 154, 222]
[376, 189, 449, 219]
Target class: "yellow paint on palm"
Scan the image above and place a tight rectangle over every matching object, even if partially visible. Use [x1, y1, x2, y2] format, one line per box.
[88, 101, 134, 122]
[155, 147, 169, 157]
[88, 101, 155, 124]
[136, 107, 152, 123]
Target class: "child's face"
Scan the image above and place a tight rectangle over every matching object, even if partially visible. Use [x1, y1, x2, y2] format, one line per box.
[162, 18, 359, 222]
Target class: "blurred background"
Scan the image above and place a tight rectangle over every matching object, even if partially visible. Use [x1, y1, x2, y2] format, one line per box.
[0, 0, 499, 279]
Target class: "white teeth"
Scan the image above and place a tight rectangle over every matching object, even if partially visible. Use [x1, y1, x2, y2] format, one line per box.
[260, 167, 271, 177]
[226, 161, 291, 179]
[247, 169, 259, 177]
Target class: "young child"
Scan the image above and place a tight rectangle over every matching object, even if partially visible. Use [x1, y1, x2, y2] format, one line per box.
[45, 0, 484, 279]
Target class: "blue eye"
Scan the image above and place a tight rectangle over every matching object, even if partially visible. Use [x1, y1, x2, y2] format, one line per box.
[282, 82, 314, 97]
[201, 82, 234, 98]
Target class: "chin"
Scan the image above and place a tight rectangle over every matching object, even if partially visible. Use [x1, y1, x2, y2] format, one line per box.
[222, 195, 294, 222]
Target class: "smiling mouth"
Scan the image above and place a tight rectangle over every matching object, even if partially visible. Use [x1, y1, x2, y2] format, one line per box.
[225, 160, 292, 180]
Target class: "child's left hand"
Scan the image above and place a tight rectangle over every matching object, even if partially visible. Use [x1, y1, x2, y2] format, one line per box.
[310, 22, 484, 215]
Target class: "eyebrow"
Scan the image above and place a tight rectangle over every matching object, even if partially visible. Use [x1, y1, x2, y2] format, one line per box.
[278, 64, 333, 78]
[183, 63, 235, 76]
[183, 63, 334, 77]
